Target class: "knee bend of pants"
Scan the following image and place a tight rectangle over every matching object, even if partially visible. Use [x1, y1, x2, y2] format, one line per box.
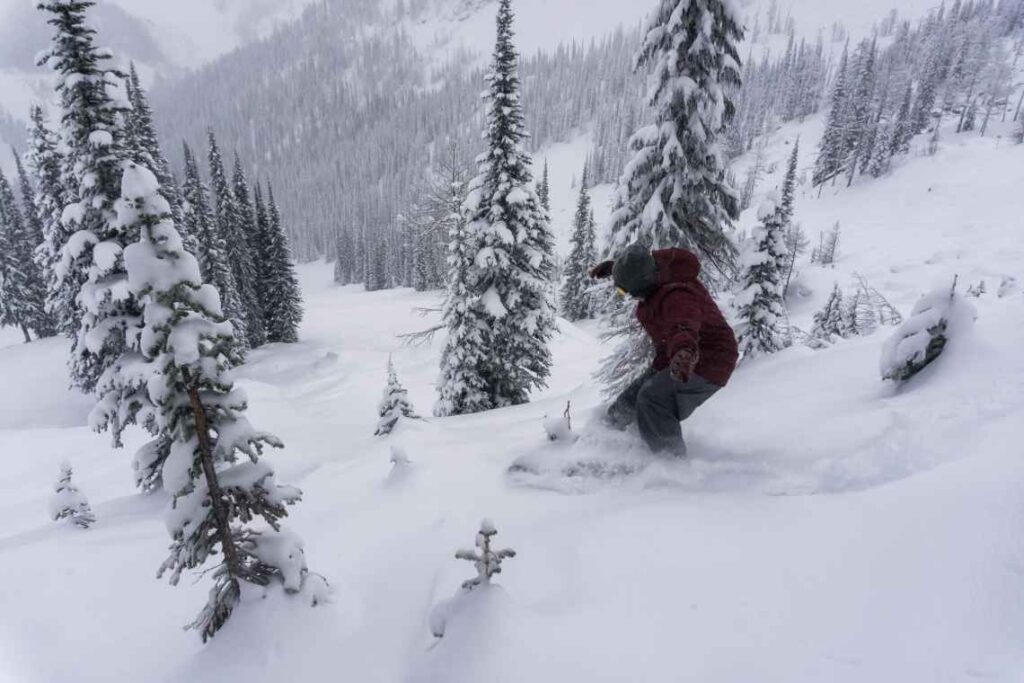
[636, 374, 679, 416]
[675, 376, 721, 421]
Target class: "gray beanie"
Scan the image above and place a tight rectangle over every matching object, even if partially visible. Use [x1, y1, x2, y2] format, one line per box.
[612, 244, 658, 297]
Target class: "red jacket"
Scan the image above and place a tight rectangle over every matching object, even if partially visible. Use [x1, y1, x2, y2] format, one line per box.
[635, 249, 738, 387]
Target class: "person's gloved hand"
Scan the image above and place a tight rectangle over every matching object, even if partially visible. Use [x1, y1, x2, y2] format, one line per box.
[589, 260, 614, 279]
[669, 348, 698, 382]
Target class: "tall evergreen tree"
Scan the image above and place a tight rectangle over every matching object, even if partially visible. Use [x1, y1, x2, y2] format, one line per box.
[410, 142, 468, 292]
[434, 200, 491, 416]
[252, 184, 272, 309]
[440, 0, 556, 411]
[206, 132, 255, 350]
[867, 120, 894, 177]
[537, 158, 551, 214]
[0, 170, 53, 341]
[261, 183, 303, 343]
[13, 152, 45, 251]
[734, 193, 788, 359]
[9, 155, 57, 338]
[25, 106, 72, 334]
[181, 141, 247, 351]
[812, 44, 850, 188]
[124, 62, 184, 236]
[333, 228, 356, 285]
[606, 0, 743, 282]
[779, 140, 799, 226]
[890, 81, 915, 155]
[37, 0, 137, 393]
[911, 38, 943, 135]
[844, 38, 877, 186]
[560, 163, 597, 321]
[599, 0, 743, 394]
[112, 162, 320, 641]
[231, 154, 266, 347]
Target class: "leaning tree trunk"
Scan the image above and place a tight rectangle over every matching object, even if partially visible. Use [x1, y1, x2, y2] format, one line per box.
[185, 373, 242, 582]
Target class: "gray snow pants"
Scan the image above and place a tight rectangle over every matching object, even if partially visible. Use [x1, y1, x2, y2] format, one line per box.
[605, 368, 721, 456]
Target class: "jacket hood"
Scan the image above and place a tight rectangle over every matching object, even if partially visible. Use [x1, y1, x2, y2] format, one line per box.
[653, 248, 701, 285]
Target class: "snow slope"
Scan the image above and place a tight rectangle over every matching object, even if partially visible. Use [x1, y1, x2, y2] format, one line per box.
[533, 132, 615, 256]
[4, 4, 1024, 681]
[404, 0, 645, 65]
[4, 105, 1024, 680]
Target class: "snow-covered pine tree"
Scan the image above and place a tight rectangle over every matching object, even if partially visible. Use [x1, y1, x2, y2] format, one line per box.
[429, 518, 517, 638]
[844, 38, 877, 187]
[606, 0, 743, 282]
[49, 462, 95, 528]
[911, 38, 943, 136]
[812, 44, 850, 188]
[252, 184, 271, 314]
[811, 284, 846, 341]
[435, 197, 491, 416]
[398, 215, 415, 288]
[867, 120, 894, 177]
[206, 132, 254, 351]
[262, 183, 303, 343]
[560, 163, 597, 321]
[442, 0, 556, 410]
[537, 158, 551, 214]
[231, 155, 267, 347]
[26, 106, 73, 335]
[455, 519, 516, 591]
[734, 193, 788, 359]
[37, 0, 137, 393]
[781, 220, 808, 297]
[410, 142, 468, 292]
[181, 141, 247, 352]
[890, 82, 915, 156]
[365, 234, 389, 291]
[0, 170, 53, 341]
[375, 356, 419, 436]
[599, 0, 743, 395]
[411, 219, 441, 291]
[353, 227, 367, 284]
[124, 63, 184, 235]
[333, 228, 355, 285]
[841, 288, 864, 337]
[779, 140, 799, 226]
[114, 162, 320, 641]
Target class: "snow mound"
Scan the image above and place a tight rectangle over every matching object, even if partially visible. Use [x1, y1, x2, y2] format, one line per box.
[880, 286, 977, 382]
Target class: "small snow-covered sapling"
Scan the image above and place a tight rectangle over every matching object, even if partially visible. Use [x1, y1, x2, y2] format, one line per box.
[810, 283, 845, 342]
[375, 356, 419, 436]
[455, 519, 516, 591]
[49, 462, 95, 529]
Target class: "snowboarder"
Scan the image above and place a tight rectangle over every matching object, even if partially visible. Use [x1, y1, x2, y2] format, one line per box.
[590, 245, 738, 456]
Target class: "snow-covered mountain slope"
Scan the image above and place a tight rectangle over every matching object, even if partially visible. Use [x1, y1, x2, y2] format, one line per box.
[4, 98, 1024, 679]
[765, 0, 942, 40]
[0, 0, 314, 167]
[533, 133, 616, 255]
[403, 0, 646, 64]
[406, 0, 942, 64]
